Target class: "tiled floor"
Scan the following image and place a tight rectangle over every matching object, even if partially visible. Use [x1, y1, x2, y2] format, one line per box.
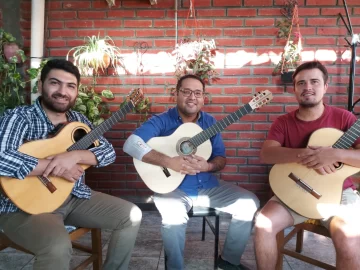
[0, 211, 336, 270]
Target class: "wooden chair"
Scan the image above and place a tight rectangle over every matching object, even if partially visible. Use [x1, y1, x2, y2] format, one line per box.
[0, 227, 103, 270]
[276, 220, 335, 270]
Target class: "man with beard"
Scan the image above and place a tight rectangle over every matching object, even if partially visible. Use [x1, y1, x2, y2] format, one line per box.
[254, 61, 360, 269]
[123, 74, 260, 270]
[0, 59, 142, 270]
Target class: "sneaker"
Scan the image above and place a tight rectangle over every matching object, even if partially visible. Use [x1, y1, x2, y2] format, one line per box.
[217, 256, 251, 270]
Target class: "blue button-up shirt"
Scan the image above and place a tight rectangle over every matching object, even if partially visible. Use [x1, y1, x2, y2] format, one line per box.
[0, 98, 116, 214]
[133, 107, 226, 196]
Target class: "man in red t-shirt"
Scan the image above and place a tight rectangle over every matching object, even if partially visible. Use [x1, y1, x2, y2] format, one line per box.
[254, 61, 360, 269]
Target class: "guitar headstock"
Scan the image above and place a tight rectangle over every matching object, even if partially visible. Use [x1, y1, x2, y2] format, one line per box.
[249, 90, 273, 110]
[127, 88, 144, 107]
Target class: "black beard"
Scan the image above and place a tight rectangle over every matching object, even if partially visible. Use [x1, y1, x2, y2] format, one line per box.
[41, 93, 75, 113]
[299, 100, 321, 108]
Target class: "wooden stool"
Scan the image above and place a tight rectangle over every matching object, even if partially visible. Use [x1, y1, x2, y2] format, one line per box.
[276, 220, 334, 270]
[0, 227, 102, 270]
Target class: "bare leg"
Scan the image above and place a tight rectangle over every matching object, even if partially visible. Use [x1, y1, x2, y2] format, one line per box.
[329, 216, 360, 269]
[254, 201, 294, 270]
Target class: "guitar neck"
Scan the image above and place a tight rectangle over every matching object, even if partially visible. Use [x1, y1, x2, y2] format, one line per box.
[333, 118, 360, 149]
[189, 103, 253, 147]
[67, 102, 134, 151]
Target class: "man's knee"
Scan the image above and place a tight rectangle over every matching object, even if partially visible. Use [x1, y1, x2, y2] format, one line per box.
[254, 211, 275, 234]
[332, 220, 360, 257]
[36, 235, 72, 261]
[126, 204, 142, 227]
[254, 202, 291, 236]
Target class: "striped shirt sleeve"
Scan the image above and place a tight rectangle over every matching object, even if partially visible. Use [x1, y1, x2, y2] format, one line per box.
[0, 114, 38, 179]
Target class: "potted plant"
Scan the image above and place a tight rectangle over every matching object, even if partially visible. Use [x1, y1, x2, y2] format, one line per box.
[66, 35, 124, 76]
[172, 38, 219, 85]
[273, 0, 302, 83]
[0, 29, 44, 115]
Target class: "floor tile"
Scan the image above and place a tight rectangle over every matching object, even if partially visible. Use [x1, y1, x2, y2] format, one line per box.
[0, 211, 337, 270]
[0, 252, 33, 270]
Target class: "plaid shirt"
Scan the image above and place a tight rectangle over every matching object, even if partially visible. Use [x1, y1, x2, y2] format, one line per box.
[0, 98, 116, 214]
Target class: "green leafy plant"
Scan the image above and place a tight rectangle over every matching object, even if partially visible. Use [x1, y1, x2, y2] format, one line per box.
[172, 38, 219, 84]
[74, 83, 114, 126]
[28, 59, 49, 94]
[0, 29, 42, 115]
[66, 35, 125, 76]
[273, 0, 302, 76]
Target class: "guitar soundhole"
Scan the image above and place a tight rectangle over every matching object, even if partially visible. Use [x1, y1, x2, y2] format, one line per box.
[73, 128, 95, 149]
[179, 140, 195, 155]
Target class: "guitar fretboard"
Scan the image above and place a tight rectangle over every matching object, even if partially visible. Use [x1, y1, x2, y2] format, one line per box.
[188, 103, 253, 147]
[333, 118, 360, 149]
[67, 102, 134, 151]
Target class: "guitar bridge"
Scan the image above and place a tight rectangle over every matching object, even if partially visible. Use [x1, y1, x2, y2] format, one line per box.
[38, 176, 57, 193]
[288, 173, 322, 199]
[162, 167, 171, 177]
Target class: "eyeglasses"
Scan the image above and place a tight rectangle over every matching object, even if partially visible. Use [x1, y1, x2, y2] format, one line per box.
[178, 88, 204, 98]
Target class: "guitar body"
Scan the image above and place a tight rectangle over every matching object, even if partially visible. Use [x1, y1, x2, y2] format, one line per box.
[270, 128, 360, 219]
[0, 122, 97, 214]
[133, 122, 212, 194]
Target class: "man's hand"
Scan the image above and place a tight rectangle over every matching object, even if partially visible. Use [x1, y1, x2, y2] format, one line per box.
[43, 151, 81, 177]
[168, 155, 202, 175]
[297, 146, 340, 173]
[314, 165, 338, 175]
[60, 164, 85, 182]
[183, 155, 210, 172]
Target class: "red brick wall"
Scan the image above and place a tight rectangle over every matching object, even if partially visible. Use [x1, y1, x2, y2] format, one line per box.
[18, 0, 360, 202]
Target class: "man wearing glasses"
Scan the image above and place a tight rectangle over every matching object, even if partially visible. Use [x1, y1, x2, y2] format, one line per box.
[124, 74, 259, 270]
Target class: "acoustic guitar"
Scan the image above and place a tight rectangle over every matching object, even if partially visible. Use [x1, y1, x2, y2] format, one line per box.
[269, 119, 360, 219]
[0, 89, 143, 215]
[134, 90, 273, 194]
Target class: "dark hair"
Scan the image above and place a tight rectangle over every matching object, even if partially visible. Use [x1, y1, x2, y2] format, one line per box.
[175, 74, 205, 92]
[292, 61, 328, 86]
[40, 59, 81, 86]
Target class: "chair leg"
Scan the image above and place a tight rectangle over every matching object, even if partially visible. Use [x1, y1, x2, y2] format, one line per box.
[202, 217, 206, 241]
[295, 229, 304, 253]
[91, 229, 102, 270]
[275, 230, 285, 270]
[214, 216, 220, 270]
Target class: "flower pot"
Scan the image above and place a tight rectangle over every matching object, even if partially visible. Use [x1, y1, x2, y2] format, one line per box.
[103, 53, 111, 68]
[281, 71, 294, 83]
[3, 43, 21, 63]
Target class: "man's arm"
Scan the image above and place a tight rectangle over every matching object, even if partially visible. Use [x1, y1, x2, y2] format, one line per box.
[124, 134, 201, 175]
[260, 140, 314, 164]
[298, 144, 360, 169]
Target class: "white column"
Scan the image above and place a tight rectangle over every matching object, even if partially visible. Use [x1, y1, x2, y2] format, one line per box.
[30, 0, 45, 102]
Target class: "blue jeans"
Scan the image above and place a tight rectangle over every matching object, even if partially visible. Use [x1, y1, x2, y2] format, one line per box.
[154, 181, 260, 270]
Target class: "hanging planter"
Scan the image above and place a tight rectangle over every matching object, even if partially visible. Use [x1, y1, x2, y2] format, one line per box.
[66, 35, 124, 76]
[273, 0, 302, 83]
[172, 0, 218, 85]
[280, 71, 295, 84]
[173, 38, 218, 85]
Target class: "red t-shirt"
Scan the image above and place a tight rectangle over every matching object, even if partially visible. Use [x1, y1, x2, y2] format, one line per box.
[267, 104, 360, 189]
